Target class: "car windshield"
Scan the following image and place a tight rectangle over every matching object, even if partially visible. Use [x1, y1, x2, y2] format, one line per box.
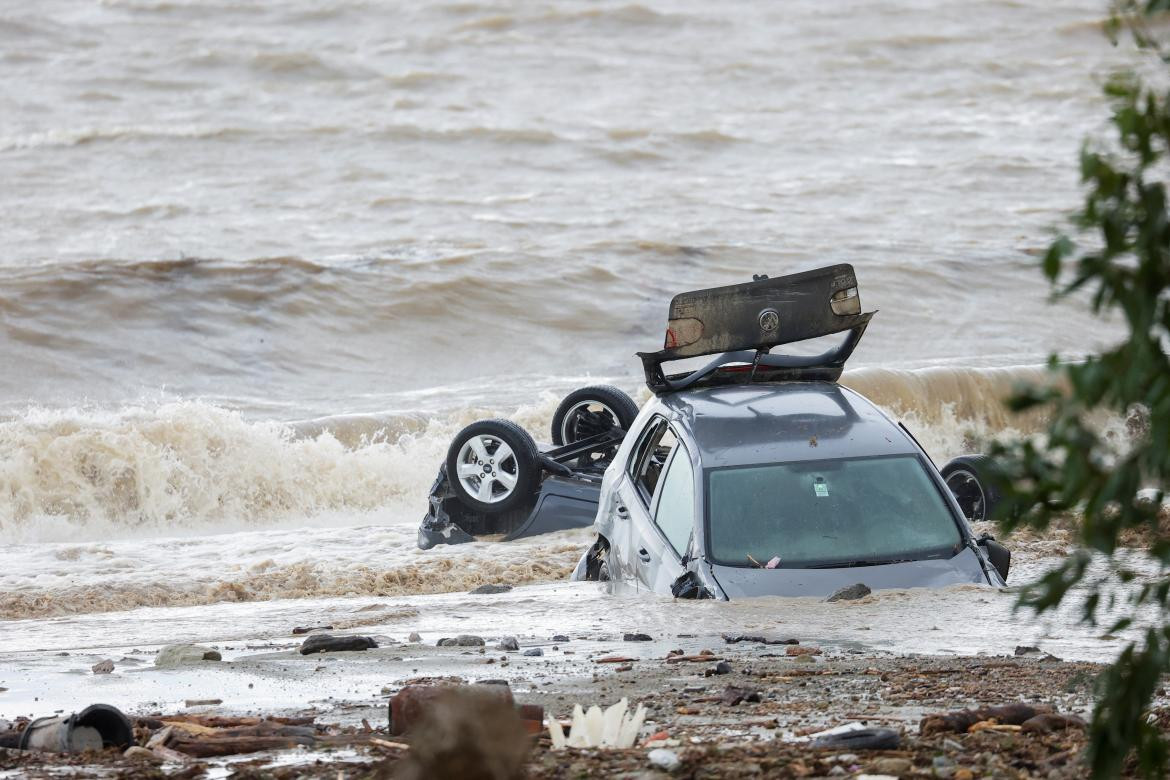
[706, 454, 962, 568]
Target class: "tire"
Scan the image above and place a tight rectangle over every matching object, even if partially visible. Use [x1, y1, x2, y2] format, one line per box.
[551, 385, 640, 446]
[446, 419, 541, 515]
[941, 454, 1002, 523]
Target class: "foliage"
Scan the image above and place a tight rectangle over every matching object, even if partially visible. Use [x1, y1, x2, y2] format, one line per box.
[990, 2, 1170, 775]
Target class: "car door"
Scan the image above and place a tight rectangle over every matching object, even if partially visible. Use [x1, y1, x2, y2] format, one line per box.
[618, 417, 691, 593]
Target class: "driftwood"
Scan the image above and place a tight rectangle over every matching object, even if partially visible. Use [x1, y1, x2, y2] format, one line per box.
[168, 734, 315, 757]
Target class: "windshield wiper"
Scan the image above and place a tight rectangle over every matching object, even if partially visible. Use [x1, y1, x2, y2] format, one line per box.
[806, 558, 914, 569]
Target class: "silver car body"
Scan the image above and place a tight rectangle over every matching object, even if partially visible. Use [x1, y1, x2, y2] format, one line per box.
[571, 380, 1005, 599]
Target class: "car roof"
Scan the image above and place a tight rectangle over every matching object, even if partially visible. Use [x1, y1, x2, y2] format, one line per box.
[657, 381, 920, 468]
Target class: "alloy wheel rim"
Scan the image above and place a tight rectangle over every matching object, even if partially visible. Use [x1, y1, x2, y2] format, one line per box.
[455, 434, 519, 503]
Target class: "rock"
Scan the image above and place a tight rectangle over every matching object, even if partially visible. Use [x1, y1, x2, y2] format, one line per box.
[155, 644, 223, 667]
[299, 634, 378, 655]
[469, 584, 513, 595]
[954, 770, 974, 780]
[523, 648, 544, 657]
[391, 686, 530, 779]
[92, 659, 114, 674]
[828, 766, 847, 776]
[704, 661, 732, 677]
[1014, 645, 1040, 656]
[437, 634, 486, 647]
[497, 636, 520, 652]
[124, 746, 163, 763]
[648, 748, 681, 772]
[786, 645, 821, 656]
[624, 633, 652, 642]
[826, 583, 871, 602]
[408, 632, 422, 643]
[874, 758, 913, 775]
[719, 685, 761, 705]
[551, 634, 569, 642]
[292, 625, 333, 635]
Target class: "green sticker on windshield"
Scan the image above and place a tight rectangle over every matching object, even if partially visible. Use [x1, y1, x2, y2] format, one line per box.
[814, 477, 829, 497]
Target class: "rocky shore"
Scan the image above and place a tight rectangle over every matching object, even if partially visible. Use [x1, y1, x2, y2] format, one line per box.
[0, 632, 1148, 779]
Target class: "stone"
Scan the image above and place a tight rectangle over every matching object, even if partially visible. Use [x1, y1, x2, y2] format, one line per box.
[469, 584, 513, 595]
[437, 634, 486, 647]
[1014, 645, 1040, 656]
[408, 632, 422, 643]
[92, 659, 114, 674]
[719, 685, 761, 705]
[292, 625, 333, 635]
[155, 644, 222, 667]
[551, 634, 570, 642]
[124, 746, 163, 763]
[874, 758, 913, 775]
[786, 645, 821, 657]
[954, 770, 974, 780]
[299, 634, 378, 655]
[523, 647, 544, 657]
[704, 661, 732, 677]
[826, 583, 871, 602]
[648, 748, 681, 772]
[624, 633, 653, 642]
[497, 636, 520, 651]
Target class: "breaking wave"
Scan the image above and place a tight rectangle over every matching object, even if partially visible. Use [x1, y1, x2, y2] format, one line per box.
[0, 364, 1068, 542]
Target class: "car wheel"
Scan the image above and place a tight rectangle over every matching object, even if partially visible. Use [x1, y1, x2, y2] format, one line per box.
[551, 385, 639, 446]
[446, 419, 541, 515]
[940, 454, 1002, 523]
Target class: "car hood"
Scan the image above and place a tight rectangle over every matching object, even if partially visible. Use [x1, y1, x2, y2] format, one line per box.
[707, 547, 993, 599]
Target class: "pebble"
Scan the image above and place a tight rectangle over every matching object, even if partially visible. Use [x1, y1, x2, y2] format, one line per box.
[408, 632, 422, 643]
[954, 769, 974, 780]
[92, 659, 114, 674]
[123, 746, 163, 763]
[524, 648, 544, 657]
[437, 635, 486, 647]
[648, 748, 681, 772]
[154, 644, 222, 667]
[624, 633, 653, 642]
[874, 758, 913, 774]
[826, 583, 871, 602]
[551, 634, 569, 642]
[704, 661, 732, 677]
[469, 584, 513, 595]
[497, 636, 520, 652]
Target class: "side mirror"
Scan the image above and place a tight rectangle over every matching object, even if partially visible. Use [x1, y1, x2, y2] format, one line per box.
[977, 534, 1010, 582]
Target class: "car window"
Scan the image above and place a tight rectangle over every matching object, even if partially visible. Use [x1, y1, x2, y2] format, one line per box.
[706, 454, 962, 568]
[653, 447, 694, 558]
[632, 422, 677, 504]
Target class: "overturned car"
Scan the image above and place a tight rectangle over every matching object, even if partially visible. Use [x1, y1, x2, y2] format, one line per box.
[419, 264, 1010, 599]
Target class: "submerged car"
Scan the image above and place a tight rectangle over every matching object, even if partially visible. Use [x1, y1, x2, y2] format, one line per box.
[418, 264, 1010, 599]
